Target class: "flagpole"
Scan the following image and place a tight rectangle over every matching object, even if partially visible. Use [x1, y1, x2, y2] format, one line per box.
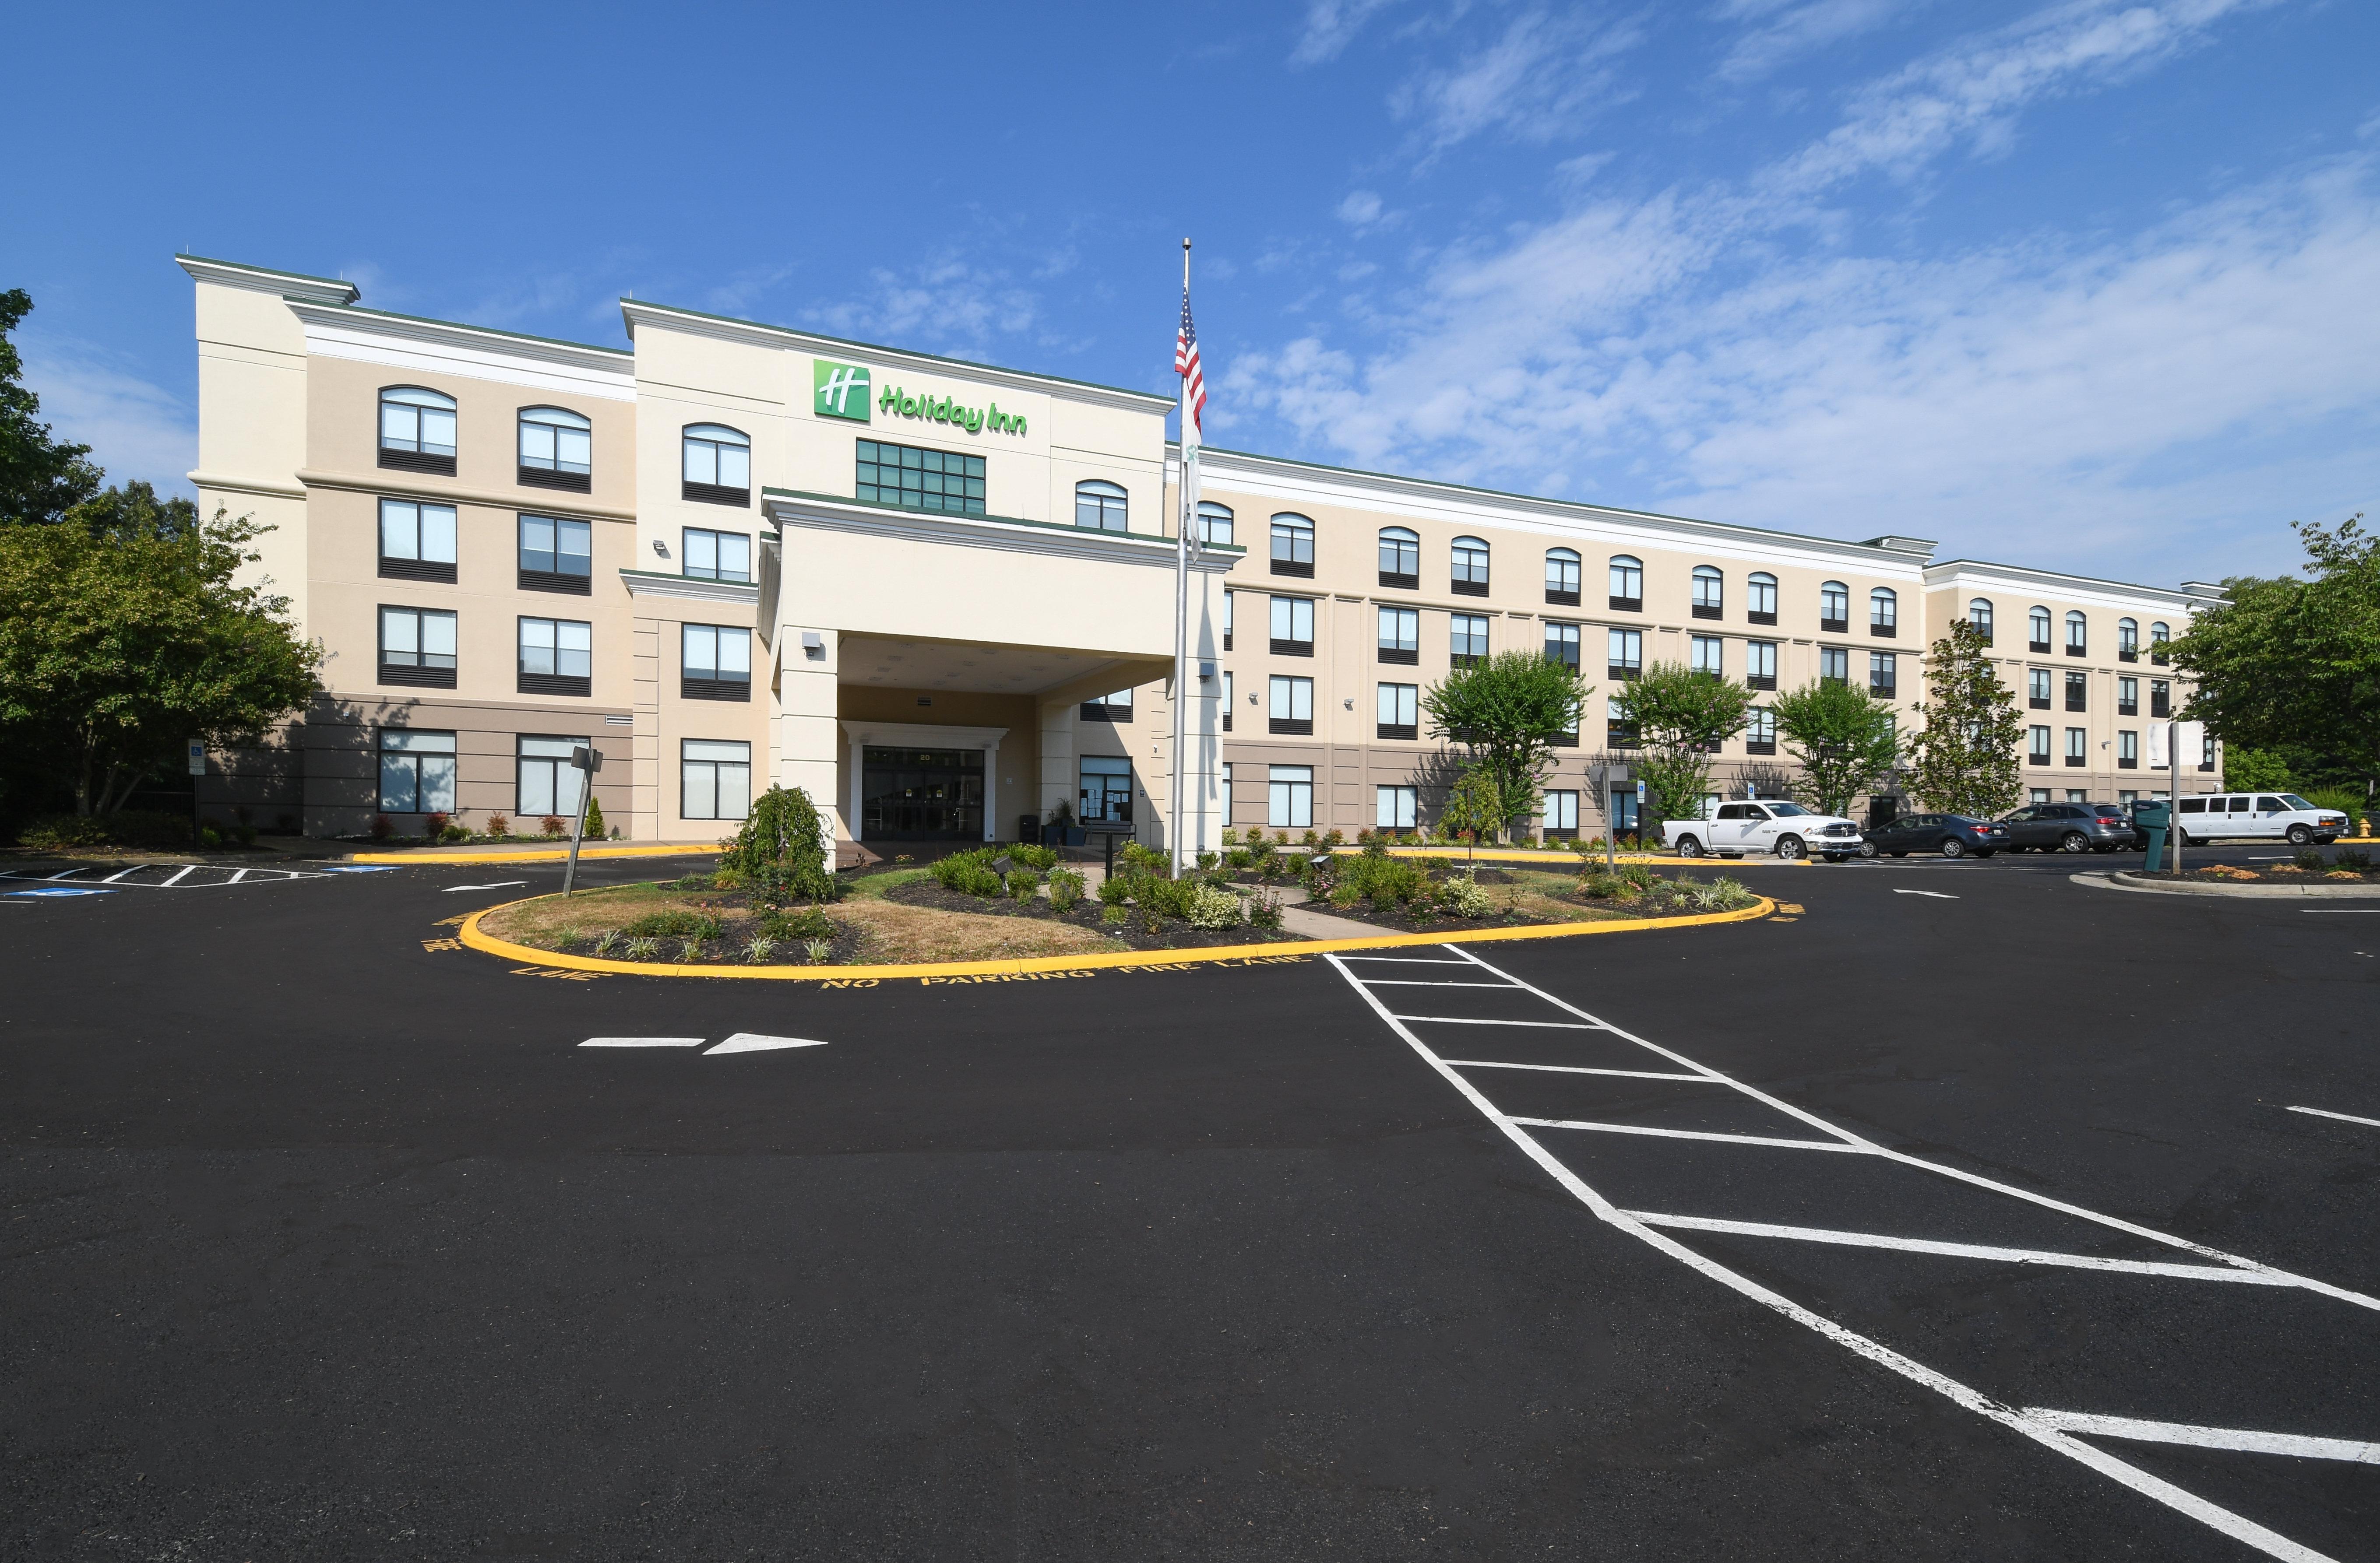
[1171, 238, 1194, 875]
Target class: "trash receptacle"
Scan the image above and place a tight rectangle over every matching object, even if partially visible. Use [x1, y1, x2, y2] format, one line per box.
[1018, 814, 1040, 845]
[2142, 824, 2168, 872]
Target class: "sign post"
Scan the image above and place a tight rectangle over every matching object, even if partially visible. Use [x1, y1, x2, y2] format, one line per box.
[186, 739, 206, 852]
[563, 745, 603, 898]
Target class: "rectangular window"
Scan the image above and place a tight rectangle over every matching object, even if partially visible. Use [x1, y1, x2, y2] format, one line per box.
[2200, 734, 2217, 772]
[1746, 706, 1777, 755]
[2031, 788, 2052, 803]
[1222, 590, 1233, 651]
[2065, 671, 2087, 712]
[2118, 730, 2139, 769]
[1542, 790, 1579, 837]
[2065, 726, 2087, 766]
[518, 616, 592, 696]
[856, 438, 985, 516]
[1450, 614, 1489, 669]
[1378, 606, 1419, 664]
[1746, 639, 1777, 691]
[2067, 789, 2088, 804]
[683, 527, 751, 583]
[1268, 675, 1313, 735]
[2151, 680, 2171, 719]
[517, 734, 590, 819]
[377, 728, 456, 814]
[1271, 514, 1315, 577]
[2118, 676, 2138, 716]
[682, 623, 751, 701]
[1377, 784, 1417, 830]
[378, 499, 457, 582]
[1377, 682, 1419, 741]
[2029, 725, 2051, 765]
[1220, 761, 1232, 824]
[1268, 765, 1313, 829]
[681, 738, 751, 821]
[2119, 790, 2138, 804]
[1607, 628, 1642, 681]
[1544, 622, 1580, 670]
[1869, 651, 1896, 699]
[1081, 688, 1134, 723]
[1692, 635, 1724, 678]
[378, 606, 458, 688]
[517, 513, 591, 594]
[1270, 595, 1315, 656]
[1222, 671, 1233, 733]
[1819, 646, 1849, 686]
[1607, 696, 1638, 749]
[1611, 786, 1638, 833]
[2029, 668, 2053, 709]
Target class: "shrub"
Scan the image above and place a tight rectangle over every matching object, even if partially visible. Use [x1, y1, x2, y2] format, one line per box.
[439, 822, 469, 843]
[1225, 847, 1253, 870]
[1096, 872, 1130, 906]
[743, 934, 778, 964]
[539, 815, 566, 837]
[16, 811, 190, 850]
[623, 936, 661, 961]
[422, 811, 449, 839]
[931, 848, 1006, 898]
[1046, 869, 1085, 911]
[1339, 851, 1432, 908]
[1221, 828, 1239, 846]
[2338, 846, 2373, 871]
[722, 787, 836, 903]
[1183, 883, 1246, 929]
[1246, 888, 1284, 929]
[1007, 866, 1040, 903]
[2294, 846, 2327, 871]
[621, 910, 721, 939]
[803, 937, 834, 963]
[1101, 902, 1128, 925]
[1119, 840, 1171, 877]
[1445, 873, 1497, 918]
[760, 906, 835, 942]
[486, 812, 511, 838]
[370, 813, 394, 841]
[1009, 843, 1059, 871]
[1321, 828, 1345, 847]
[676, 938, 709, 963]
[591, 930, 622, 957]
[583, 795, 606, 839]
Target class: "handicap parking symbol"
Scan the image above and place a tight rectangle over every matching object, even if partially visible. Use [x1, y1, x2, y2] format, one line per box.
[7, 887, 117, 898]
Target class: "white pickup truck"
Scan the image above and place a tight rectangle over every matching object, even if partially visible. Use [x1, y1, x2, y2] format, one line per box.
[1665, 801, 1867, 861]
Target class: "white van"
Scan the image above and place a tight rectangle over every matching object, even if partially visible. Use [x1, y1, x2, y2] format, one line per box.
[2172, 793, 2350, 846]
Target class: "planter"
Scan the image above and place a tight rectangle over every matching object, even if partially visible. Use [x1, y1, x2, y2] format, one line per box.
[2103, 871, 2380, 899]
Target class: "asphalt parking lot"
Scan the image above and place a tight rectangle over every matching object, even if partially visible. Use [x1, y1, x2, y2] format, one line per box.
[3, 848, 2375, 1560]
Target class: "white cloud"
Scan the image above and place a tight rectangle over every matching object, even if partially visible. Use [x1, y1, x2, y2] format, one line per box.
[1290, 0, 1406, 65]
[1338, 190, 1385, 225]
[812, 257, 1041, 362]
[1713, 0, 1916, 84]
[18, 334, 194, 498]
[1389, 9, 1647, 155]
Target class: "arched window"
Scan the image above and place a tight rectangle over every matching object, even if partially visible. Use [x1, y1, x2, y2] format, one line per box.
[2028, 605, 2052, 652]
[682, 423, 750, 505]
[518, 405, 591, 491]
[1074, 479, 1128, 532]
[1196, 501, 1234, 547]
[2149, 621, 2171, 664]
[1968, 598, 1994, 642]
[1747, 572, 1778, 624]
[1869, 586, 1898, 635]
[1545, 548, 1581, 605]
[1820, 581, 1849, 631]
[1609, 555, 1644, 611]
[1692, 565, 1724, 619]
[2117, 617, 2139, 661]
[1270, 513, 1315, 576]
[1451, 535, 1489, 595]
[379, 386, 457, 474]
[2065, 610, 2088, 655]
[1378, 527, 1419, 587]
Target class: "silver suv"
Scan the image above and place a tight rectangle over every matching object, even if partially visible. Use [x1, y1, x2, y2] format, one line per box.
[1999, 802, 2136, 854]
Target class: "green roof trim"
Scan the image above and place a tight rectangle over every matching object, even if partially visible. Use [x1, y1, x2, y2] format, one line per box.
[177, 252, 355, 291]
[761, 486, 1245, 551]
[633, 299, 1175, 407]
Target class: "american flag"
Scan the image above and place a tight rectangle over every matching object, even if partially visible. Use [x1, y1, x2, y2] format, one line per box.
[1174, 287, 1205, 444]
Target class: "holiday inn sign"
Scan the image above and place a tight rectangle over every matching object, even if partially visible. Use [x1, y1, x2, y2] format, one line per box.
[814, 358, 1027, 437]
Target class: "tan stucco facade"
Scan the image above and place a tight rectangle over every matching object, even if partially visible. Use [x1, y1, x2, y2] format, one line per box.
[180, 254, 2223, 850]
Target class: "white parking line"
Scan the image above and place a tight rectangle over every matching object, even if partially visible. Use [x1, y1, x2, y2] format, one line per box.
[2021, 1411, 2380, 1465]
[443, 881, 528, 892]
[579, 1036, 706, 1048]
[159, 866, 195, 886]
[1358, 979, 1524, 988]
[1511, 1118, 1876, 1152]
[1391, 1015, 1605, 1029]
[1624, 1212, 2292, 1283]
[2288, 1105, 2380, 1130]
[1894, 889, 1958, 899]
[1447, 1061, 1714, 1082]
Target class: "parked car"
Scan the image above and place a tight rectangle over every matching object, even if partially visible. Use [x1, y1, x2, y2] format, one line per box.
[2169, 793, 2350, 846]
[1859, 813, 2008, 859]
[1666, 801, 1866, 861]
[1998, 801, 2138, 854]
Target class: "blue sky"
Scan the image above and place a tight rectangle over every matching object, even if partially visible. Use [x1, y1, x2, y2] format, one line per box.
[5, 0, 2375, 586]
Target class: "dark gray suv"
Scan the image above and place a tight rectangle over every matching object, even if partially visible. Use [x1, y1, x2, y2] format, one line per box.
[1998, 801, 2137, 854]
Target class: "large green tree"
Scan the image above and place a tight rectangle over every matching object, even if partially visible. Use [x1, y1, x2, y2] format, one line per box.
[2172, 514, 2380, 801]
[1771, 679, 1900, 818]
[1423, 650, 1588, 833]
[0, 289, 103, 526]
[0, 507, 323, 814]
[1904, 620, 2025, 818]
[1616, 660, 1753, 822]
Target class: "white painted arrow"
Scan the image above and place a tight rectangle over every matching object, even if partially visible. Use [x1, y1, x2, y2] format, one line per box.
[706, 1033, 828, 1054]
[1894, 889, 1958, 899]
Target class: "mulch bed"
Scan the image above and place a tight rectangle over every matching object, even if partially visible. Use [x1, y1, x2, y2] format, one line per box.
[2136, 864, 2378, 886]
[880, 878, 1299, 951]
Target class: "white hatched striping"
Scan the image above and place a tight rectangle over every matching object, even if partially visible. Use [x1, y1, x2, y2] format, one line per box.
[1392, 1015, 1605, 1029]
[1625, 1212, 2293, 1284]
[1356, 979, 1525, 988]
[1513, 1119, 1875, 1152]
[1325, 941, 2380, 1563]
[1447, 1061, 1713, 1082]
[2022, 1411, 2380, 1465]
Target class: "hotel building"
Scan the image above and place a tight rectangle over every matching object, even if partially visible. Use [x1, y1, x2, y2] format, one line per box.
[180, 255, 2225, 847]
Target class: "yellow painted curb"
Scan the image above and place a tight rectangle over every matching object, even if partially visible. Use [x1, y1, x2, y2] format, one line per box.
[351, 843, 723, 865]
[458, 894, 1776, 982]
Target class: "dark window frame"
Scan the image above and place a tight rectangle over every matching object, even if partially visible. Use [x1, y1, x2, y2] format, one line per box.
[1270, 513, 1316, 578]
[518, 404, 592, 492]
[517, 513, 593, 595]
[377, 604, 458, 689]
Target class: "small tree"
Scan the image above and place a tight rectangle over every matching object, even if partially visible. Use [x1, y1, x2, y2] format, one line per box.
[723, 785, 835, 903]
[1904, 620, 2024, 819]
[1617, 661, 1753, 824]
[1422, 650, 1588, 835]
[1771, 680, 1899, 818]
[1439, 768, 1505, 866]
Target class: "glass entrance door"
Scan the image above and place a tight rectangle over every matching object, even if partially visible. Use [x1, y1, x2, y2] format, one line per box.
[1079, 756, 1134, 824]
[861, 747, 985, 840]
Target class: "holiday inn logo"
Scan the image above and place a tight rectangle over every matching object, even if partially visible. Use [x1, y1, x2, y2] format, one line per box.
[813, 359, 872, 422]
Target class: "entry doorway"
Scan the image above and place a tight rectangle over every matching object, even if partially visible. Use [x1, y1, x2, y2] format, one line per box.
[1079, 755, 1134, 825]
[862, 747, 985, 840]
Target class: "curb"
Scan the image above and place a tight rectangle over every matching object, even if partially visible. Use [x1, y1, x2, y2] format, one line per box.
[2091, 871, 2380, 900]
[457, 895, 1776, 982]
[350, 844, 724, 866]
